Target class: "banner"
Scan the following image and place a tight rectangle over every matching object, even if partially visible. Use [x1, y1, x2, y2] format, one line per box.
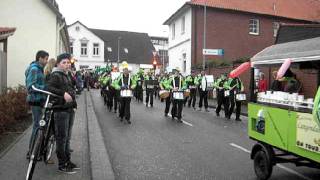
[296, 113, 320, 153]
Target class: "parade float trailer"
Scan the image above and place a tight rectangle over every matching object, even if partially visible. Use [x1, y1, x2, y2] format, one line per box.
[248, 36, 320, 180]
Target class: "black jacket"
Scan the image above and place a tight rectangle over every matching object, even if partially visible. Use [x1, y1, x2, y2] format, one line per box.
[47, 68, 77, 111]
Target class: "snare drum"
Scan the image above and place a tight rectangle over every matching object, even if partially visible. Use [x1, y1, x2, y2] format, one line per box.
[184, 89, 190, 97]
[236, 93, 246, 101]
[159, 90, 170, 99]
[224, 90, 230, 97]
[147, 85, 154, 89]
[212, 89, 217, 99]
[120, 89, 133, 97]
[173, 91, 184, 100]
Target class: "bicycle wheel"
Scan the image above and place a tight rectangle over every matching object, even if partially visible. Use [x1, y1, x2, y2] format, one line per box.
[26, 130, 43, 180]
[44, 134, 55, 163]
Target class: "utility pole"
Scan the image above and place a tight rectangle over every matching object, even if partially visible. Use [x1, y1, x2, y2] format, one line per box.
[202, 1, 207, 70]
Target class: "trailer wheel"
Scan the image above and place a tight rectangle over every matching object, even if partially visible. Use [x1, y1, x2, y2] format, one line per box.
[253, 150, 273, 180]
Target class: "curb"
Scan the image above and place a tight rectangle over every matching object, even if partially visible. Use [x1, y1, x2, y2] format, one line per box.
[0, 125, 31, 159]
[85, 91, 115, 180]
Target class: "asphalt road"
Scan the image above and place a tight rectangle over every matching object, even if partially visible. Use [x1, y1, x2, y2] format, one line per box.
[91, 90, 319, 180]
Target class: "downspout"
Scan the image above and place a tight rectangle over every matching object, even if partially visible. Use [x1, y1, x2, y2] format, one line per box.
[56, 18, 66, 55]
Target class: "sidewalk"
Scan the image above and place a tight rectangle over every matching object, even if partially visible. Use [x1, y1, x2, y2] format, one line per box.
[0, 92, 114, 180]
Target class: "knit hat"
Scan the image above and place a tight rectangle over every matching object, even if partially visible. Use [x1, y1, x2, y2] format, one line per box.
[56, 53, 71, 65]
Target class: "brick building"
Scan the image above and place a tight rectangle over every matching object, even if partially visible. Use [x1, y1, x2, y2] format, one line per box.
[164, 0, 320, 75]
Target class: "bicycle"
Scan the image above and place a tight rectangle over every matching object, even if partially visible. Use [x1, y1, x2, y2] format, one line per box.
[26, 85, 61, 180]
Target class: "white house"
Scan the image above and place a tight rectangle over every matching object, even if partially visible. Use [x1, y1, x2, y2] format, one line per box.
[68, 21, 105, 70]
[164, 5, 192, 75]
[0, 0, 70, 87]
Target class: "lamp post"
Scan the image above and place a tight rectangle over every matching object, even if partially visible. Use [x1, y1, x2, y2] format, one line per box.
[202, 1, 207, 70]
[117, 36, 122, 68]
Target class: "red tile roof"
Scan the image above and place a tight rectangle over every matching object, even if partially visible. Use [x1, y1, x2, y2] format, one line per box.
[189, 0, 320, 22]
[0, 27, 16, 36]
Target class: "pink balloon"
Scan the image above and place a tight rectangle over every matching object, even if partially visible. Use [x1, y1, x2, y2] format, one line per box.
[229, 62, 251, 78]
[276, 59, 291, 79]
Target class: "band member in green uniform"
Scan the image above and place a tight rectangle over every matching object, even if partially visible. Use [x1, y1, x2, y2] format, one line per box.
[160, 73, 172, 116]
[113, 66, 136, 124]
[169, 69, 187, 123]
[226, 76, 244, 120]
[144, 71, 155, 107]
[214, 73, 229, 118]
[134, 69, 144, 102]
[185, 70, 197, 110]
[102, 71, 113, 111]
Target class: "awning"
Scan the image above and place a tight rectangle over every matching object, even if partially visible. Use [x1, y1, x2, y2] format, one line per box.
[251, 36, 320, 66]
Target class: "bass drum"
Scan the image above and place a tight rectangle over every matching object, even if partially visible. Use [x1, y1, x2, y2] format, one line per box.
[159, 90, 170, 99]
[184, 89, 190, 97]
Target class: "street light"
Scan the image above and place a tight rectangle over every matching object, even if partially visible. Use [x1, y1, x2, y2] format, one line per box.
[117, 36, 122, 68]
[202, 0, 207, 70]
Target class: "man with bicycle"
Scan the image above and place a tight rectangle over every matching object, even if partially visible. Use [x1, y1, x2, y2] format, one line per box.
[25, 50, 49, 159]
[47, 53, 78, 174]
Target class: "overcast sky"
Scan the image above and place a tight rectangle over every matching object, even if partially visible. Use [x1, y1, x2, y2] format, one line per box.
[56, 0, 187, 37]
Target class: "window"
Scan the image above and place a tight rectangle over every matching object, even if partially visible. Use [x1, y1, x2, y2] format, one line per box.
[70, 42, 73, 55]
[93, 43, 99, 56]
[172, 23, 175, 40]
[124, 48, 128, 53]
[81, 43, 87, 56]
[249, 19, 260, 35]
[182, 53, 186, 73]
[75, 26, 80, 31]
[273, 22, 280, 37]
[107, 47, 112, 52]
[181, 16, 185, 34]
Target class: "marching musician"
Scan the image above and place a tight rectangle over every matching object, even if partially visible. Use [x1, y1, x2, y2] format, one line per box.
[134, 68, 144, 102]
[112, 63, 136, 124]
[214, 73, 229, 118]
[185, 70, 197, 110]
[195, 70, 210, 112]
[169, 69, 187, 123]
[144, 70, 155, 107]
[226, 76, 244, 121]
[102, 71, 113, 112]
[160, 73, 172, 116]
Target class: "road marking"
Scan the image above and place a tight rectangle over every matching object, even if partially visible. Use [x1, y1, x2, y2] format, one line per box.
[182, 120, 193, 127]
[229, 143, 312, 180]
[230, 143, 251, 153]
[167, 114, 193, 127]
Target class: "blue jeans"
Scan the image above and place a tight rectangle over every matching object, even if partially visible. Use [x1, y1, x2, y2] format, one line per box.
[28, 106, 43, 151]
[54, 111, 70, 167]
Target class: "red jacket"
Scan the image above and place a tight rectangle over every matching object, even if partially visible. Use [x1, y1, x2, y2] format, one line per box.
[258, 79, 268, 92]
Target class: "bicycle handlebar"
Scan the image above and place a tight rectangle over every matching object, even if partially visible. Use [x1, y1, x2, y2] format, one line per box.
[31, 85, 60, 98]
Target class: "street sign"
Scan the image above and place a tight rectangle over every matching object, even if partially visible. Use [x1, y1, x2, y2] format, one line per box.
[203, 49, 224, 56]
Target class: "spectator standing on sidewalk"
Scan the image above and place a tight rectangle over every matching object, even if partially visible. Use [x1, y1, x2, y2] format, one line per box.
[47, 53, 78, 174]
[66, 60, 78, 154]
[25, 50, 49, 159]
[44, 58, 56, 77]
[196, 70, 210, 112]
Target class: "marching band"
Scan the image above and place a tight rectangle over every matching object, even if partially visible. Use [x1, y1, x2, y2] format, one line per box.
[96, 61, 245, 125]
